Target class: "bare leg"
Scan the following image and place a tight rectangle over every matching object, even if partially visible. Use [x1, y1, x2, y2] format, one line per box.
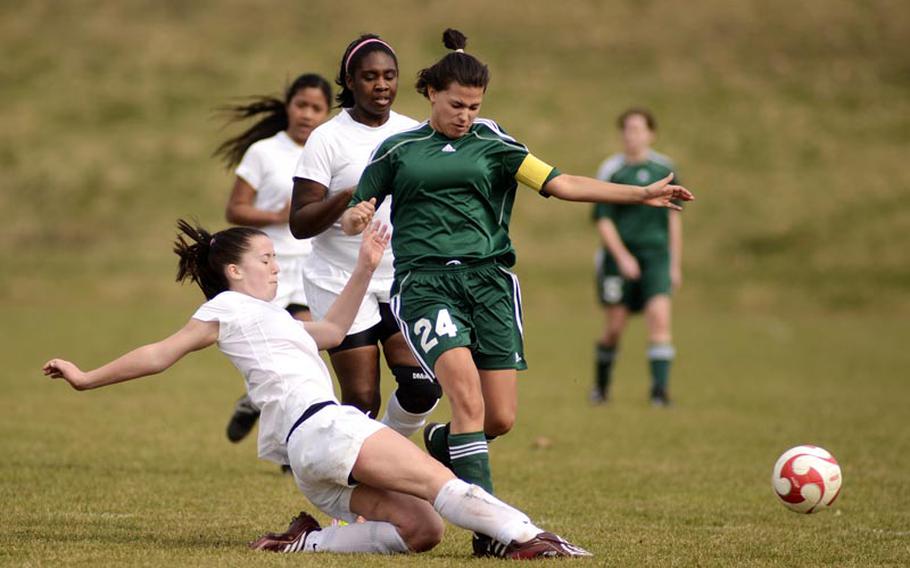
[479, 369, 517, 438]
[330, 346, 381, 417]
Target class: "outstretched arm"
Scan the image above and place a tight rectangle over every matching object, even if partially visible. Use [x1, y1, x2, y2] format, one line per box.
[42, 319, 219, 391]
[304, 222, 390, 349]
[543, 173, 693, 210]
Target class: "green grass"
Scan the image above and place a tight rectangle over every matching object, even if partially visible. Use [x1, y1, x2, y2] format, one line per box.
[2, 0, 909, 565]
[3, 300, 909, 566]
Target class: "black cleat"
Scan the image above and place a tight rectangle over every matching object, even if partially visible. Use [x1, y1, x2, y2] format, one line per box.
[650, 387, 671, 407]
[589, 386, 608, 405]
[227, 395, 260, 442]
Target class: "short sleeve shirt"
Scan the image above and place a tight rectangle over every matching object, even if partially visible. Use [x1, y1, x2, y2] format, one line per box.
[192, 291, 336, 464]
[235, 131, 311, 256]
[352, 119, 560, 276]
[293, 110, 419, 276]
[592, 151, 678, 250]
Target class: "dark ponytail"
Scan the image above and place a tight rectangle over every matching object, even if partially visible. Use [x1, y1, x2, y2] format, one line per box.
[214, 73, 332, 168]
[336, 33, 398, 108]
[416, 29, 490, 98]
[174, 219, 266, 300]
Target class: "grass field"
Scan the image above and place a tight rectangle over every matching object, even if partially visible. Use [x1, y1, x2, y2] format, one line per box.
[1, 0, 909, 566]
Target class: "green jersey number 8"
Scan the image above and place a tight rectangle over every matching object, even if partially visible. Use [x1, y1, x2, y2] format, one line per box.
[414, 309, 458, 352]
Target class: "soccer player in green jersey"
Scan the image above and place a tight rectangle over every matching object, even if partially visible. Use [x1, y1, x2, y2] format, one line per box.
[340, 29, 693, 556]
[591, 108, 682, 407]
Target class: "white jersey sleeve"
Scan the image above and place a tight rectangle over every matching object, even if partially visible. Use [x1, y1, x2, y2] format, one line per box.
[596, 153, 625, 182]
[191, 294, 234, 325]
[235, 144, 265, 189]
[293, 128, 334, 188]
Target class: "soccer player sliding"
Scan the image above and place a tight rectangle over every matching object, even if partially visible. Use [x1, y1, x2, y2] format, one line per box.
[41, 220, 591, 559]
[342, 27, 694, 556]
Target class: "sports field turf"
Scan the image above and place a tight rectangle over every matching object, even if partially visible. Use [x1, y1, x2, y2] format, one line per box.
[1, 1, 908, 566]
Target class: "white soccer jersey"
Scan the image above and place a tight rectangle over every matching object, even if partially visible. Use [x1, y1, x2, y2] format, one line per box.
[192, 291, 336, 464]
[236, 131, 312, 256]
[294, 109, 418, 277]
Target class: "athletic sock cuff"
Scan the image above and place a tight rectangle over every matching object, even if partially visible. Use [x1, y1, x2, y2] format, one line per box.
[647, 343, 675, 361]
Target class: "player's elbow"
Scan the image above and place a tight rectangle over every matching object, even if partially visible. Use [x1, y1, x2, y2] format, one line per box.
[289, 210, 317, 239]
[542, 174, 573, 200]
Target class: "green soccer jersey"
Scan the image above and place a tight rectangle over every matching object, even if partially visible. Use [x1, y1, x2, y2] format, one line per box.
[592, 151, 678, 250]
[353, 119, 561, 275]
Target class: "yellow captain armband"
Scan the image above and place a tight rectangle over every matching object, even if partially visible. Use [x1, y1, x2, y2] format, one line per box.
[515, 154, 556, 192]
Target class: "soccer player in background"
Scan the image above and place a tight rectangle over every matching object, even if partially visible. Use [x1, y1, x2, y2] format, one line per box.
[213, 74, 333, 443]
[289, 34, 442, 439]
[591, 108, 682, 407]
[341, 28, 693, 556]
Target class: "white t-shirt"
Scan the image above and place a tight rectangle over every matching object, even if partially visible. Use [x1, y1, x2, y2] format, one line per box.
[192, 291, 336, 464]
[294, 109, 419, 277]
[236, 131, 312, 256]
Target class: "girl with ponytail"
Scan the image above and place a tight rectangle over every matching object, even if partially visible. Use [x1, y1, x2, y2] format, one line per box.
[343, 28, 693, 555]
[41, 219, 591, 559]
[215, 74, 332, 442]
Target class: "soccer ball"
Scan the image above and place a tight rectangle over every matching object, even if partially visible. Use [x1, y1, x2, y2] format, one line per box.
[772, 445, 842, 513]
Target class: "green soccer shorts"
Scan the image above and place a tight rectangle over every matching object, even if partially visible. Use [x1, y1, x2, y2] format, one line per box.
[390, 261, 527, 377]
[596, 246, 671, 312]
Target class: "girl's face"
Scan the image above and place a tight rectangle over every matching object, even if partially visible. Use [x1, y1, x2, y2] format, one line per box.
[348, 51, 399, 118]
[226, 235, 279, 302]
[428, 83, 484, 139]
[621, 114, 654, 156]
[286, 87, 330, 145]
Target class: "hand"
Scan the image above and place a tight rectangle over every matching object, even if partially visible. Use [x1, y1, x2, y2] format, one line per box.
[671, 265, 682, 290]
[357, 221, 390, 273]
[642, 174, 694, 210]
[42, 358, 91, 391]
[347, 198, 376, 235]
[617, 253, 641, 280]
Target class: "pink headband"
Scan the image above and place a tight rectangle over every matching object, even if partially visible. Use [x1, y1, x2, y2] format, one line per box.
[345, 38, 396, 72]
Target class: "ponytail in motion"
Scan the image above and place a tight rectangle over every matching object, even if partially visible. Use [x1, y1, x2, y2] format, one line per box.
[416, 29, 490, 98]
[214, 73, 332, 168]
[173, 219, 266, 299]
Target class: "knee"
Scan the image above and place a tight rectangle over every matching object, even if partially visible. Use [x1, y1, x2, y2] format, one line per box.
[398, 511, 445, 552]
[392, 366, 442, 414]
[341, 385, 381, 415]
[484, 409, 515, 438]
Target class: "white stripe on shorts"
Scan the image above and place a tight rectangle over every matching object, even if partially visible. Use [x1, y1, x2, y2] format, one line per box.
[497, 267, 524, 337]
[389, 291, 437, 380]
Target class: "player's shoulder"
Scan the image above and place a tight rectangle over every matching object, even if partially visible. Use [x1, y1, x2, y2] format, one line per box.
[368, 121, 434, 161]
[647, 150, 676, 171]
[471, 118, 524, 146]
[596, 153, 626, 180]
[387, 111, 421, 130]
[243, 132, 283, 158]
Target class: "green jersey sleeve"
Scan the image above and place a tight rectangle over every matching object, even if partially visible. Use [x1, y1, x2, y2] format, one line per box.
[350, 143, 394, 208]
[475, 119, 561, 195]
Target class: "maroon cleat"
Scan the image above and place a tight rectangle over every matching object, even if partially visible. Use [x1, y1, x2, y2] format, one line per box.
[249, 511, 321, 553]
[502, 532, 593, 559]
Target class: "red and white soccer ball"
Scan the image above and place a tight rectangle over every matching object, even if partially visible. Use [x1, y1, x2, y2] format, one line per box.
[772, 445, 842, 514]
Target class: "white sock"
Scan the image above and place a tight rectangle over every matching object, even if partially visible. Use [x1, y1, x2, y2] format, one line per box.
[301, 521, 409, 554]
[380, 393, 438, 438]
[433, 479, 541, 544]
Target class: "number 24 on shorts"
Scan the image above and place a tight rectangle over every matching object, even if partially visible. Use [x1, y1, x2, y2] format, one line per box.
[414, 309, 458, 352]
